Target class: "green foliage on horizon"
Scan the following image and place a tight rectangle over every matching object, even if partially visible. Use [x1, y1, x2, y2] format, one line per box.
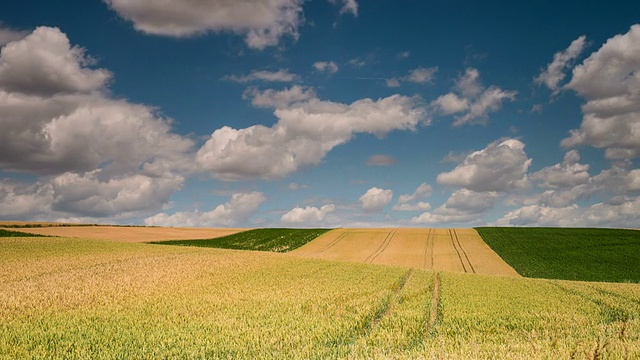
[476, 227, 640, 283]
[0, 229, 47, 237]
[152, 228, 332, 253]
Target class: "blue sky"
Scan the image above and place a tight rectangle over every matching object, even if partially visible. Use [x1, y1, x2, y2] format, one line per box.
[1, 0, 640, 228]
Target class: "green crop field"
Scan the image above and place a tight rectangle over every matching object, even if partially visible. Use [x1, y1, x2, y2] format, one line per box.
[476, 227, 640, 282]
[0, 229, 47, 237]
[152, 228, 331, 252]
[1, 234, 639, 359]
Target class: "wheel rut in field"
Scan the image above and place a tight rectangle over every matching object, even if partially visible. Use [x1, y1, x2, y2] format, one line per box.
[290, 228, 520, 277]
[313, 231, 348, 254]
[450, 229, 475, 274]
[423, 228, 434, 271]
[365, 228, 398, 264]
[427, 272, 441, 336]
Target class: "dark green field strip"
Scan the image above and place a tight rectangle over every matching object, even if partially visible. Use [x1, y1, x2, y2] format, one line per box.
[150, 228, 332, 253]
[476, 227, 640, 283]
[0, 229, 48, 237]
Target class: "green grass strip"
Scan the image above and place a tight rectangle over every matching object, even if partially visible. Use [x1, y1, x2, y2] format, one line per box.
[476, 227, 640, 283]
[151, 228, 332, 253]
[0, 229, 48, 237]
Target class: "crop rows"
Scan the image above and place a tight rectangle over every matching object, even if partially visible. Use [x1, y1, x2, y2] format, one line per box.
[153, 228, 331, 252]
[1, 236, 639, 358]
[476, 227, 640, 282]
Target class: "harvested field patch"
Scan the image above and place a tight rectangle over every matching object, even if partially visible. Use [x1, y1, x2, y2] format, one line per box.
[3, 226, 247, 243]
[292, 228, 519, 277]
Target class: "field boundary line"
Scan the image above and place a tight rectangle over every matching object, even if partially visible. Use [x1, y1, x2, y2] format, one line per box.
[365, 228, 398, 264]
[452, 229, 475, 274]
[313, 231, 349, 254]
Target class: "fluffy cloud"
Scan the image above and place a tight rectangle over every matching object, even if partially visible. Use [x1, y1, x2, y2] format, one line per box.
[329, 0, 358, 16]
[197, 87, 426, 180]
[0, 27, 194, 221]
[436, 139, 531, 192]
[0, 26, 29, 46]
[386, 78, 400, 88]
[431, 68, 516, 126]
[530, 150, 590, 188]
[534, 35, 587, 94]
[562, 25, 640, 159]
[359, 187, 393, 212]
[313, 61, 339, 74]
[386, 67, 437, 88]
[393, 183, 432, 211]
[144, 192, 266, 227]
[224, 69, 298, 83]
[412, 189, 500, 224]
[0, 94, 193, 176]
[281, 204, 336, 224]
[0, 171, 183, 219]
[404, 67, 437, 84]
[0, 180, 53, 218]
[494, 197, 640, 227]
[245, 85, 316, 108]
[49, 171, 183, 218]
[0, 27, 111, 96]
[105, 0, 304, 49]
[366, 155, 397, 166]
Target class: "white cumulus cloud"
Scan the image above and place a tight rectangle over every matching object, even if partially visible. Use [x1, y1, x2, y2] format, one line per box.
[436, 139, 532, 192]
[359, 187, 393, 212]
[403, 67, 437, 84]
[145, 192, 266, 227]
[431, 68, 516, 126]
[329, 0, 358, 16]
[313, 61, 339, 74]
[393, 183, 432, 211]
[0, 27, 194, 221]
[0, 26, 111, 96]
[530, 150, 590, 189]
[0, 25, 29, 46]
[535, 35, 587, 94]
[197, 87, 426, 180]
[412, 189, 500, 224]
[105, 0, 304, 49]
[562, 24, 640, 160]
[281, 204, 336, 224]
[223, 69, 298, 83]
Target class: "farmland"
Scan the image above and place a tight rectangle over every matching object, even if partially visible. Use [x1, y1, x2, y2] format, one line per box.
[292, 228, 519, 277]
[154, 228, 331, 252]
[1, 229, 639, 359]
[476, 227, 640, 282]
[1, 225, 247, 243]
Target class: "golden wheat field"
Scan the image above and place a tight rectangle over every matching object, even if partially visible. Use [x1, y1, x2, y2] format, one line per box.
[0, 224, 247, 242]
[1, 227, 639, 359]
[292, 228, 519, 277]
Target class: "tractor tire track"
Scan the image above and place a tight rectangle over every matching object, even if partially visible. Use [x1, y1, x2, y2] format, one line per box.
[423, 228, 434, 271]
[448, 228, 468, 273]
[365, 228, 398, 264]
[427, 272, 441, 336]
[451, 229, 476, 274]
[313, 231, 349, 254]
